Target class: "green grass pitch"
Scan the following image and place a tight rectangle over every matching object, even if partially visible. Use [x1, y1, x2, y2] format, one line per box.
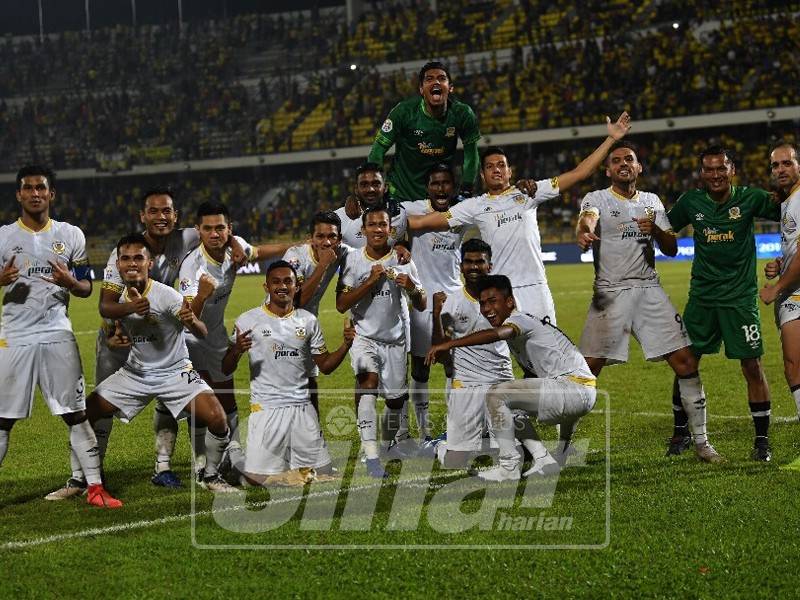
[1, 260, 798, 598]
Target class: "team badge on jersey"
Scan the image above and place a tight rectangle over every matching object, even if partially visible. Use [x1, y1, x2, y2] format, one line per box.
[294, 327, 306, 339]
[179, 278, 191, 292]
[445, 127, 455, 137]
[51, 241, 66, 255]
[287, 258, 301, 270]
[381, 119, 393, 133]
[728, 206, 741, 220]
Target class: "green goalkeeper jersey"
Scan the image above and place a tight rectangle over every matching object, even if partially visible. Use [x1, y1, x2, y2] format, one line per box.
[667, 186, 780, 306]
[369, 96, 480, 201]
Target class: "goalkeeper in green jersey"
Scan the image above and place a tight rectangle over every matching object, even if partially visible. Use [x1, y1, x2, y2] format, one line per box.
[666, 146, 781, 462]
[368, 61, 481, 201]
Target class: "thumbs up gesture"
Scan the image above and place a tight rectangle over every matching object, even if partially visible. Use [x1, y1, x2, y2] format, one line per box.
[127, 286, 150, 316]
[178, 296, 195, 326]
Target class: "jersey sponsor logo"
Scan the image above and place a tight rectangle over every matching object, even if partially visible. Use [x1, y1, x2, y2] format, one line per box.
[261, 328, 272, 337]
[431, 240, 457, 251]
[695, 213, 704, 221]
[131, 333, 158, 343]
[381, 119, 393, 133]
[618, 224, 648, 240]
[483, 206, 492, 212]
[610, 209, 621, 217]
[295, 326, 306, 339]
[272, 343, 300, 359]
[495, 212, 523, 227]
[179, 278, 191, 292]
[702, 227, 734, 243]
[417, 142, 445, 156]
[26, 264, 53, 275]
[728, 206, 741, 220]
[12, 246, 23, 254]
[445, 127, 455, 137]
[51, 241, 66, 255]
[414, 129, 424, 136]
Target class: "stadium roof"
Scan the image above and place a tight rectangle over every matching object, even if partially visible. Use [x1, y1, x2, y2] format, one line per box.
[0, 0, 343, 37]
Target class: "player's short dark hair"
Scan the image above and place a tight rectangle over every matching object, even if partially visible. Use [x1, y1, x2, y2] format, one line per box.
[460, 238, 492, 261]
[16, 164, 56, 190]
[427, 163, 455, 182]
[141, 186, 176, 209]
[355, 162, 383, 177]
[265, 259, 298, 280]
[477, 274, 513, 298]
[361, 204, 390, 226]
[699, 146, 734, 166]
[481, 146, 509, 168]
[769, 142, 799, 157]
[418, 61, 451, 85]
[606, 141, 639, 165]
[310, 211, 342, 236]
[195, 201, 230, 223]
[116, 232, 153, 256]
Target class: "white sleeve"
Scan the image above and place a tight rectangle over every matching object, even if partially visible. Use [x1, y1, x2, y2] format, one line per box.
[102, 249, 125, 294]
[233, 235, 255, 263]
[653, 197, 671, 231]
[283, 246, 305, 281]
[446, 198, 479, 228]
[70, 226, 89, 267]
[339, 254, 358, 291]
[177, 255, 200, 298]
[529, 177, 561, 208]
[579, 192, 601, 216]
[308, 316, 327, 355]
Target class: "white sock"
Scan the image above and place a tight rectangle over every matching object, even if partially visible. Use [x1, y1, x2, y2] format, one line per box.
[203, 429, 230, 477]
[792, 386, 800, 419]
[0, 429, 8, 466]
[189, 422, 207, 461]
[70, 420, 102, 486]
[358, 394, 378, 459]
[395, 398, 410, 441]
[410, 379, 430, 439]
[678, 375, 708, 445]
[69, 444, 83, 480]
[445, 377, 453, 403]
[153, 407, 178, 473]
[512, 410, 542, 458]
[226, 409, 244, 463]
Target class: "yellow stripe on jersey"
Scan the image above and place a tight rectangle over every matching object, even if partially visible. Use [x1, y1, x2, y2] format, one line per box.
[101, 281, 125, 293]
[504, 322, 522, 337]
[0, 339, 7, 348]
[250, 403, 263, 413]
[452, 379, 463, 389]
[567, 375, 597, 388]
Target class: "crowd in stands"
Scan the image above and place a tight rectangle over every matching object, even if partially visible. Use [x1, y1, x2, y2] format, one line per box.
[1, 122, 790, 263]
[0, 2, 798, 171]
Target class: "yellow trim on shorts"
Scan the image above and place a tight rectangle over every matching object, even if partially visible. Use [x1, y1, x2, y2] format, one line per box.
[0, 339, 7, 348]
[250, 403, 262, 413]
[452, 379, 463, 389]
[567, 375, 597, 388]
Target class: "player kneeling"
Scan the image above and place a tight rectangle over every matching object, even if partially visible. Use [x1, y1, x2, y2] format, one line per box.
[427, 275, 596, 481]
[82, 234, 236, 507]
[222, 261, 354, 486]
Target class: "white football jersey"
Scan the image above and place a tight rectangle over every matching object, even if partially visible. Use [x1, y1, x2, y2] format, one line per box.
[178, 236, 254, 339]
[503, 311, 595, 382]
[102, 227, 199, 294]
[334, 205, 407, 248]
[580, 188, 671, 290]
[445, 180, 559, 287]
[0, 218, 88, 344]
[440, 287, 513, 384]
[339, 248, 422, 344]
[780, 184, 800, 296]
[119, 280, 193, 376]
[233, 306, 327, 406]
[402, 200, 465, 298]
[283, 242, 353, 316]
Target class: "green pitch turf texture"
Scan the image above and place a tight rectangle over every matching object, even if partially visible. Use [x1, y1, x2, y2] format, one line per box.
[2, 261, 798, 598]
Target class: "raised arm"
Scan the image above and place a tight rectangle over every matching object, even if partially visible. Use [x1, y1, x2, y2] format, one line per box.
[556, 113, 632, 192]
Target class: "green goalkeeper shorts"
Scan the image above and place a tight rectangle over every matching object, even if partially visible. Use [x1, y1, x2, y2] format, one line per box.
[683, 296, 763, 359]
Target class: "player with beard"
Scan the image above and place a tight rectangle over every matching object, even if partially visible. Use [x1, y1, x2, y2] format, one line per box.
[576, 141, 722, 462]
[368, 61, 481, 201]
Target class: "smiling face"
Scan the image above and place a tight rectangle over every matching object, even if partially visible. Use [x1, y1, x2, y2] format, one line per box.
[264, 266, 297, 310]
[606, 147, 642, 186]
[117, 243, 153, 287]
[197, 214, 231, 251]
[700, 154, 735, 196]
[140, 194, 177, 238]
[461, 251, 491, 287]
[427, 170, 455, 211]
[479, 286, 515, 327]
[419, 68, 452, 111]
[769, 145, 800, 193]
[355, 170, 386, 208]
[17, 175, 53, 219]
[362, 209, 391, 252]
[481, 153, 512, 193]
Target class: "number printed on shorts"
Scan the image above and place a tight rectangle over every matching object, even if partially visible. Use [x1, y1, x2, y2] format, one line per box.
[741, 324, 760, 343]
[181, 369, 202, 385]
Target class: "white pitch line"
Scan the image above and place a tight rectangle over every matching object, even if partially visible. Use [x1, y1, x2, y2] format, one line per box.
[0, 474, 442, 551]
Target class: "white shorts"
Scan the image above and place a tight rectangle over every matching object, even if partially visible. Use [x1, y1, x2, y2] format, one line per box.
[776, 293, 800, 328]
[244, 403, 331, 475]
[513, 283, 557, 324]
[490, 377, 596, 425]
[579, 286, 689, 364]
[187, 329, 230, 383]
[409, 309, 433, 357]
[0, 339, 86, 419]
[446, 381, 492, 451]
[95, 328, 129, 385]
[94, 367, 212, 424]
[349, 335, 407, 400]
